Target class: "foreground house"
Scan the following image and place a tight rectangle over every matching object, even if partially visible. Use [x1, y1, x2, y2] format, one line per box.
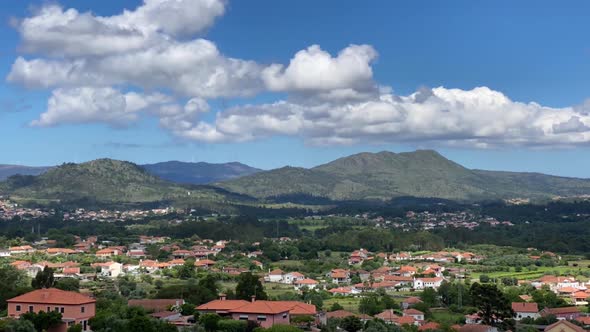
[7, 288, 95, 331]
[196, 296, 316, 328]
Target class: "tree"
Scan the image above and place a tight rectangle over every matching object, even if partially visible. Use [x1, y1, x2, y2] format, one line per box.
[67, 324, 83, 332]
[180, 303, 196, 316]
[0, 264, 30, 311]
[235, 272, 267, 301]
[420, 288, 438, 307]
[359, 295, 384, 316]
[470, 283, 514, 327]
[31, 267, 55, 289]
[329, 302, 344, 312]
[179, 260, 196, 280]
[479, 275, 490, 283]
[339, 316, 363, 332]
[55, 278, 80, 291]
[3, 319, 36, 332]
[199, 313, 221, 332]
[21, 311, 63, 332]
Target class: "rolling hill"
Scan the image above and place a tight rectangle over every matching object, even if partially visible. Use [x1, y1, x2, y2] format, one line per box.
[217, 150, 590, 201]
[0, 159, 252, 209]
[0, 165, 51, 180]
[141, 161, 261, 184]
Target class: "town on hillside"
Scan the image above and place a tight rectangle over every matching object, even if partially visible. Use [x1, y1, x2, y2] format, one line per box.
[1, 200, 590, 332]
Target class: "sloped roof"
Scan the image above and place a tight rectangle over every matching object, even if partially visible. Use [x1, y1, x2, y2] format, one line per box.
[512, 302, 539, 313]
[545, 320, 586, 332]
[8, 288, 95, 305]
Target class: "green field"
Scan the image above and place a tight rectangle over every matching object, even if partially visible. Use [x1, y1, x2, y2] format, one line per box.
[324, 297, 362, 313]
[470, 265, 590, 282]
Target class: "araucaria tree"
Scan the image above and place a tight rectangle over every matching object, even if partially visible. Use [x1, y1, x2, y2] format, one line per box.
[470, 283, 514, 327]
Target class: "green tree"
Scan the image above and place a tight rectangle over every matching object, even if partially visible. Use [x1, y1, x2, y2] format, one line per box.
[470, 283, 514, 327]
[235, 272, 267, 301]
[329, 303, 344, 312]
[0, 264, 30, 311]
[31, 267, 55, 289]
[67, 324, 83, 332]
[199, 313, 221, 332]
[339, 316, 363, 332]
[3, 319, 36, 332]
[180, 303, 196, 316]
[55, 278, 80, 291]
[420, 288, 438, 307]
[21, 311, 63, 332]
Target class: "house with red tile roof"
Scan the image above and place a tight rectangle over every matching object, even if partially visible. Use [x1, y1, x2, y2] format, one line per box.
[266, 269, 284, 283]
[328, 287, 361, 296]
[46, 248, 76, 255]
[544, 320, 585, 332]
[283, 271, 305, 284]
[7, 288, 95, 332]
[330, 269, 351, 284]
[196, 296, 316, 328]
[194, 259, 216, 269]
[9, 245, 35, 255]
[541, 306, 582, 320]
[294, 278, 319, 290]
[374, 309, 400, 324]
[512, 302, 539, 320]
[403, 308, 425, 321]
[95, 247, 122, 258]
[413, 277, 444, 290]
[402, 296, 423, 309]
[572, 291, 589, 306]
[419, 322, 441, 331]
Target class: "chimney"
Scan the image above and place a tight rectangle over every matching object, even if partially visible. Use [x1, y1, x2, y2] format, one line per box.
[251, 295, 256, 303]
[219, 293, 227, 301]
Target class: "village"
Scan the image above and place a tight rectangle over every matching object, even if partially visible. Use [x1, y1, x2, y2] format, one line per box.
[1, 227, 590, 332]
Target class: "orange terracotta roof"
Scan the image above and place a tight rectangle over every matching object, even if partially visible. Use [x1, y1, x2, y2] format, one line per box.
[326, 310, 357, 319]
[228, 301, 293, 314]
[398, 316, 416, 325]
[196, 299, 250, 311]
[419, 322, 441, 331]
[544, 320, 585, 332]
[8, 288, 95, 305]
[512, 302, 539, 313]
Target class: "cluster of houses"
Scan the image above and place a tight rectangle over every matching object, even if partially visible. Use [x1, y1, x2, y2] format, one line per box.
[0, 199, 51, 220]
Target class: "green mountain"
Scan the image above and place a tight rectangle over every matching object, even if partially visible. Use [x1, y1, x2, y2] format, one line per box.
[141, 161, 261, 184]
[0, 159, 249, 208]
[217, 150, 590, 201]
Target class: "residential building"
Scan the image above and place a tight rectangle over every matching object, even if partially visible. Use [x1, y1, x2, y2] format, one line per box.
[512, 302, 539, 321]
[7, 288, 95, 332]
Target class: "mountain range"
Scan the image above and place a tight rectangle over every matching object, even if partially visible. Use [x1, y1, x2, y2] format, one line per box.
[0, 159, 252, 210]
[0, 161, 261, 184]
[216, 150, 590, 201]
[1, 150, 590, 208]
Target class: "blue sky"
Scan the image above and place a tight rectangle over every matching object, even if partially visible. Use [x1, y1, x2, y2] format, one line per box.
[2, 0, 590, 177]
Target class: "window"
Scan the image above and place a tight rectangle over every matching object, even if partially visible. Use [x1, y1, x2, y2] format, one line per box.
[239, 315, 248, 320]
[54, 307, 59, 312]
[15, 305, 21, 312]
[28, 306, 34, 313]
[257, 315, 267, 321]
[47, 307, 51, 312]
[283, 313, 288, 319]
[60, 307, 64, 314]
[81, 306, 85, 313]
